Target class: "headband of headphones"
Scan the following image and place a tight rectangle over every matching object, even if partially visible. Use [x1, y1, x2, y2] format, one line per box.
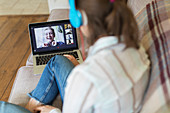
[69, 0, 83, 28]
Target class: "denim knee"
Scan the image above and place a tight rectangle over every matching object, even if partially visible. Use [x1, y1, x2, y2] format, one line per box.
[50, 55, 75, 99]
[52, 55, 70, 64]
[49, 55, 75, 70]
[0, 101, 31, 113]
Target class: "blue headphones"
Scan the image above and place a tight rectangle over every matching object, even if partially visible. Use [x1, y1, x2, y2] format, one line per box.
[69, 0, 83, 28]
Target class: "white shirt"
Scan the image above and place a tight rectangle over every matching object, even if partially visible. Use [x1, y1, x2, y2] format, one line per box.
[51, 36, 150, 113]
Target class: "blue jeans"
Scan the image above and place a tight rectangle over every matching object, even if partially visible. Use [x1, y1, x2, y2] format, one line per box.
[0, 101, 31, 113]
[0, 55, 74, 112]
[28, 55, 75, 104]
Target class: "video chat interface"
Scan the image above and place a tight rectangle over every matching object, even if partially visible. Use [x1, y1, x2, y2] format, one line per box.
[34, 24, 75, 49]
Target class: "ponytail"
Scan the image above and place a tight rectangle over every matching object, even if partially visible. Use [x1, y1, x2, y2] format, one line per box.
[105, 0, 139, 48]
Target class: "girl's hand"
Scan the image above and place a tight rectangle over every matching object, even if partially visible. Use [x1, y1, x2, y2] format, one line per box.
[64, 55, 80, 66]
[34, 105, 57, 113]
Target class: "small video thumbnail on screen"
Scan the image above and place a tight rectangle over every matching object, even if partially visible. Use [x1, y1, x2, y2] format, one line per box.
[64, 24, 74, 45]
[34, 26, 65, 48]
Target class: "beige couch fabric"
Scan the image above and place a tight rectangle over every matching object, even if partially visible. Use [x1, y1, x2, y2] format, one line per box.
[48, 0, 69, 13]
[8, 66, 40, 107]
[128, 0, 154, 15]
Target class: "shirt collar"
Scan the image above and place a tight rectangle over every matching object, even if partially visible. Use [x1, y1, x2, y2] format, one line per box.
[88, 36, 118, 57]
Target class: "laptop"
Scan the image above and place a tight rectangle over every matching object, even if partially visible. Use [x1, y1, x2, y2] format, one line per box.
[29, 19, 83, 75]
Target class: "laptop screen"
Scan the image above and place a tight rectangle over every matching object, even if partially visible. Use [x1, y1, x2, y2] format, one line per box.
[29, 20, 78, 55]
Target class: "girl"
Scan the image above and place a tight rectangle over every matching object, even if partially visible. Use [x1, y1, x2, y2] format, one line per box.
[0, 0, 150, 113]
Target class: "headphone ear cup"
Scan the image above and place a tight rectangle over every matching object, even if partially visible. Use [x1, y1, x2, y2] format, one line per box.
[69, 10, 83, 28]
[69, 0, 83, 28]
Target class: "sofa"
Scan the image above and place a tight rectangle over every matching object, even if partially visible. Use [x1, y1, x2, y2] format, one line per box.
[8, 0, 170, 112]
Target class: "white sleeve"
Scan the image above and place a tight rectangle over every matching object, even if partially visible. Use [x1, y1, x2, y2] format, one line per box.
[49, 108, 61, 113]
[62, 71, 97, 113]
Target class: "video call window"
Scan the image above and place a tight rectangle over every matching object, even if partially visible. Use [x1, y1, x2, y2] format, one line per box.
[64, 24, 74, 45]
[34, 26, 65, 48]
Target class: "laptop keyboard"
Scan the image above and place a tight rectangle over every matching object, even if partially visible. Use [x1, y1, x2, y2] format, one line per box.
[36, 52, 79, 66]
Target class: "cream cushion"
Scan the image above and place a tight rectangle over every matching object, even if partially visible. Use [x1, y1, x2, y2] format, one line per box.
[128, 0, 154, 15]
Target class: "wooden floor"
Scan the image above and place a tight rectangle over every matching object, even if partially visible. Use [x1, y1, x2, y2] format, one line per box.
[0, 15, 49, 101]
[0, 0, 49, 15]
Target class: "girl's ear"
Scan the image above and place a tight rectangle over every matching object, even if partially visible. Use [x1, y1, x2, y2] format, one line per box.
[80, 24, 89, 37]
[81, 10, 88, 26]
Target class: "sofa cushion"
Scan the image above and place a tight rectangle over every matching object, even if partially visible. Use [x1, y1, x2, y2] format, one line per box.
[134, 0, 170, 112]
[128, 0, 154, 15]
[8, 66, 40, 107]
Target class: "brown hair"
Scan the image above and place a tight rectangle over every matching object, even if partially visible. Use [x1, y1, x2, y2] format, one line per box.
[76, 0, 139, 49]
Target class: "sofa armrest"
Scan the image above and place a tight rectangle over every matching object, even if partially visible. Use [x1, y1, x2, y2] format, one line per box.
[47, 9, 69, 21]
[48, 0, 69, 13]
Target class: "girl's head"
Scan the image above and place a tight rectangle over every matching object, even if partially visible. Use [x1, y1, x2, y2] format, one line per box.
[70, 0, 139, 49]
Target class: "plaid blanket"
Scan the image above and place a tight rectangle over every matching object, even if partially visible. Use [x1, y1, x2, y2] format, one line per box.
[135, 0, 170, 112]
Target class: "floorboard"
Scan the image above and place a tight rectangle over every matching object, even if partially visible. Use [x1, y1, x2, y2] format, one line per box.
[0, 15, 49, 101]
